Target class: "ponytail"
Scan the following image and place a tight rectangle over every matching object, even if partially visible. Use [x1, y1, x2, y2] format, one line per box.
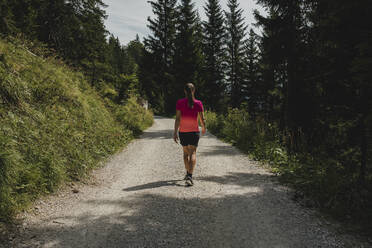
[185, 83, 195, 108]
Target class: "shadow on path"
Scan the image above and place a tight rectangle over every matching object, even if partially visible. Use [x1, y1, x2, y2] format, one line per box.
[7, 172, 337, 248]
[198, 172, 275, 187]
[199, 145, 241, 156]
[123, 180, 185, 191]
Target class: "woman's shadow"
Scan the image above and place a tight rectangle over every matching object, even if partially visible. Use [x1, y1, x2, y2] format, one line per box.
[123, 180, 187, 191]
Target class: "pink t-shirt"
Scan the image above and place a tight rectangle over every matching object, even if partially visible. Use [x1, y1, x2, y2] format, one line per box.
[176, 98, 204, 132]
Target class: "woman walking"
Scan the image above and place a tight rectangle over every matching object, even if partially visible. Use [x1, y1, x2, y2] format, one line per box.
[173, 83, 206, 186]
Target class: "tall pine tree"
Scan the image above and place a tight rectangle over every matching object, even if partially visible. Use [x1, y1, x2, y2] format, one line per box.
[142, 0, 177, 113]
[255, 1, 307, 152]
[202, 0, 226, 111]
[254, 8, 284, 122]
[225, 0, 247, 108]
[0, 0, 14, 34]
[174, 0, 199, 85]
[173, 0, 203, 109]
[243, 29, 261, 116]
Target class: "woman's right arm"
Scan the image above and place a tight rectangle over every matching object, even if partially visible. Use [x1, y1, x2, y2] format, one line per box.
[174, 110, 181, 143]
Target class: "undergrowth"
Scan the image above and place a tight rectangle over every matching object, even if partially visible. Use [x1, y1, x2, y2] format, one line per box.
[205, 109, 372, 234]
[0, 38, 153, 221]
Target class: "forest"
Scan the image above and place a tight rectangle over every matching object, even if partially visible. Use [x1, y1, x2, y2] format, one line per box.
[141, 0, 372, 230]
[0, 0, 371, 230]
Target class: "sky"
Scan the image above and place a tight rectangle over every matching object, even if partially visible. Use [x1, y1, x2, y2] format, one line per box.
[103, 0, 266, 45]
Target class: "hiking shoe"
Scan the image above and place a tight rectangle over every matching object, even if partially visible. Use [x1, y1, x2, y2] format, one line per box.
[185, 176, 194, 186]
[184, 174, 188, 180]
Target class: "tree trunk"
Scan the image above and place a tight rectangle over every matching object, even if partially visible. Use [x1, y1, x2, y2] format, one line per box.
[359, 115, 367, 185]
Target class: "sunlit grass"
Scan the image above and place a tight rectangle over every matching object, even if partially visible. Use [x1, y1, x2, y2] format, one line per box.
[0, 38, 153, 221]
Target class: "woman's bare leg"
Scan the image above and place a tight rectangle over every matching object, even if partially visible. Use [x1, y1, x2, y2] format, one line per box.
[182, 146, 190, 173]
[187, 145, 197, 174]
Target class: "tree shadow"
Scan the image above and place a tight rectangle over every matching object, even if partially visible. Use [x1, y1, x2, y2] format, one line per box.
[7, 172, 342, 248]
[199, 145, 240, 156]
[198, 172, 276, 188]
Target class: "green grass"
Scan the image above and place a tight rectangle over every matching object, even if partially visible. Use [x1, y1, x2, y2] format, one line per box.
[0, 38, 153, 221]
[205, 109, 286, 165]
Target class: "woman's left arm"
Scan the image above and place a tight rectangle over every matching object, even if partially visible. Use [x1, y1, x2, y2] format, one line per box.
[199, 111, 206, 135]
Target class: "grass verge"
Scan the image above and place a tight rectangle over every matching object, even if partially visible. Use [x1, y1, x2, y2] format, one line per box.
[0, 37, 153, 221]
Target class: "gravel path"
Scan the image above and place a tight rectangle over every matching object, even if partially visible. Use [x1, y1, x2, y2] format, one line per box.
[5, 117, 370, 248]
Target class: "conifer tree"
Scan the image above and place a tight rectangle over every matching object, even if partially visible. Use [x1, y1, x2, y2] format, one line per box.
[172, 0, 204, 112]
[307, 0, 372, 182]
[254, 8, 284, 122]
[0, 0, 13, 34]
[224, 0, 247, 108]
[202, 0, 226, 111]
[174, 0, 200, 87]
[243, 29, 261, 116]
[10, 0, 39, 37]
[36, 0, 108, 70]
[142, 0, 177, 113]
[193, 12, 206, 102]
[145, 0, 177, 70]
[107, 35, 127, 74]
[127, 35, 144, 67]
[255, 1, 306, 142]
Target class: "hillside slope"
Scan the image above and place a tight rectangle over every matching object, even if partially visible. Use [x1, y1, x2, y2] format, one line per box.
[0, 38, 153, 221]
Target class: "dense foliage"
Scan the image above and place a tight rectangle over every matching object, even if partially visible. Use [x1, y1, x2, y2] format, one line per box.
[252, 0, 372, 221]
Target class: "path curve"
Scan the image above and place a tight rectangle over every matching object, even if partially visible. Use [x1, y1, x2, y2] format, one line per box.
[5, 117, 366, 247]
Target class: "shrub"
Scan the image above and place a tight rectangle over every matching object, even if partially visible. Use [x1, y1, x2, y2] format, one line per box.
[207, 108, 285, 164]
[204, 111, 223, 135]
[207, 108, 372, 230]
[114, 96, 154, 136]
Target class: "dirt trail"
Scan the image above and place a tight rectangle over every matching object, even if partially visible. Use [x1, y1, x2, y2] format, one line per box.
[4, 117, 368, 247]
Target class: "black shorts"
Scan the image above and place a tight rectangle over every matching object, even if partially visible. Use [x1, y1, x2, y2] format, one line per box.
[179, 132, 200, 147]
